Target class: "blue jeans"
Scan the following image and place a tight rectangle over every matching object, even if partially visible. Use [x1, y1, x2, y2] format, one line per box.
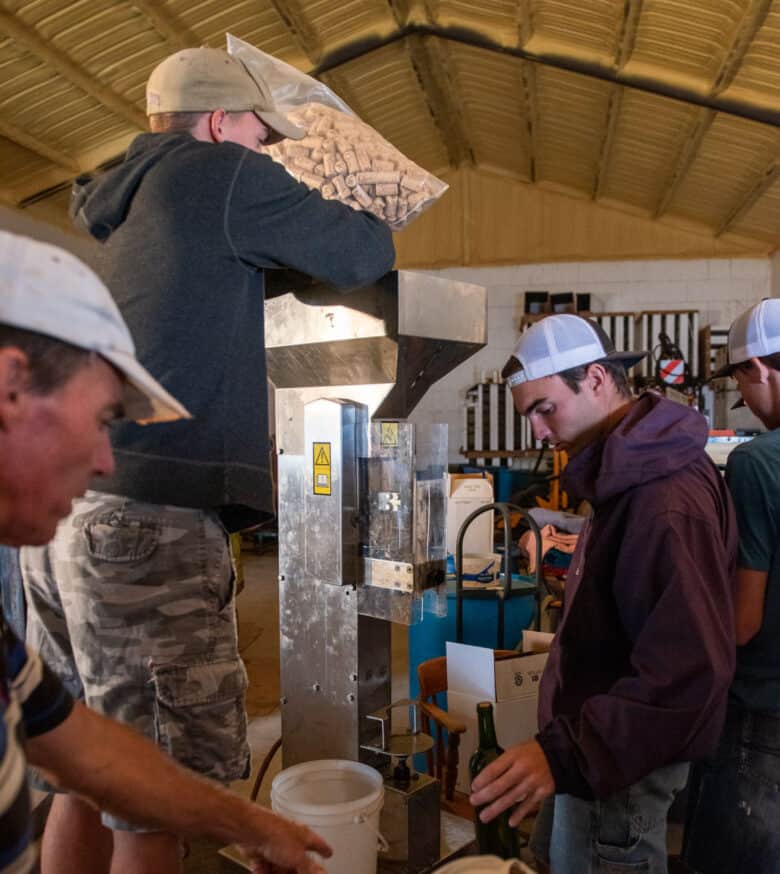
[683, 700, 780, 874]
[0, 545, 24, 637]
[530, 762, 689, 874]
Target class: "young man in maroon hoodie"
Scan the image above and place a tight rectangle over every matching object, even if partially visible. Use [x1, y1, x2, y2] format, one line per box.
[469, 314, 737, 874]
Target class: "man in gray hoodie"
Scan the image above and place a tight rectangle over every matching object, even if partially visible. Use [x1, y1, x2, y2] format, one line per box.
[470, 314, 737, 874]
[22, 47, 395, 874]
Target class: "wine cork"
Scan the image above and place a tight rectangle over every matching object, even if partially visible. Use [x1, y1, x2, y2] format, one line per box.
[407, 191, 428, 209]
[400, 172, 427, 192]
[374, 182, 398, 196]
[298, 171, 324, 190]
[355, 147, 372, 172]
[341, 149, 359, 174]
[332, 174, 350, 199]
[285, 144, 311, 160]
[293, 156, 317, 173]
[352, 184, 373, 208]
[356, 171, 400, 185]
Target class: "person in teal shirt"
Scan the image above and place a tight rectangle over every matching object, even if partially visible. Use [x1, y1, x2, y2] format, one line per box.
[684, 298, 780, 873]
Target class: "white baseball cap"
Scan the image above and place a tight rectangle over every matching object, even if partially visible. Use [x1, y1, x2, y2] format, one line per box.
[712, 298, 780, 408]
[712, 299, 780, 379]
[506, 314, 647, 387]
[0, 230, 190, 424]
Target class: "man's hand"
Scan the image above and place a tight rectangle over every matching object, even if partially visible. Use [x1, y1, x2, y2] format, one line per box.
[239, 814, 332, 874]
[469, 739, 555, 828]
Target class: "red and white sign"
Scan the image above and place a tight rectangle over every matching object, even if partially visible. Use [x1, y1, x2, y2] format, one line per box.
[659, 359, 685, 385]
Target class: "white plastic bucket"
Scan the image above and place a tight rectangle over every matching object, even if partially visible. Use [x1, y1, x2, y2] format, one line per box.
[271, 759, 386, 874]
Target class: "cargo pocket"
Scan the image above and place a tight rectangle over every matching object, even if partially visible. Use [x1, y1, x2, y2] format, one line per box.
[152, 657, 250, 782]
[85, 510, 160, 563]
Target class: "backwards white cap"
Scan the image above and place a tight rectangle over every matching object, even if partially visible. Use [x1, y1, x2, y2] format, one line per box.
[507, 313, 647, 387]
[0, 230, 190, 424]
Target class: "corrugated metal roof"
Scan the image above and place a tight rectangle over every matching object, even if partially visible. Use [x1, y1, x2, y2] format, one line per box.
[1, 0, 779, 253]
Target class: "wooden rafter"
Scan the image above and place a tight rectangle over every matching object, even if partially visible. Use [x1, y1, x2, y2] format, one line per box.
[267, 0, 322, 65]
[0, 10, 146, 130]
[405, 34, 472, 168]
[129, 1, 201, 51]
[716, 160, 780, 236]
[654, 109, 715, 218]
[518, 0, 535, 47]
[388, 0, 414, 27]
[650, 0, 771, 222]
[520, 60, 539, 183]
[0, 118, 79, 172]
[593, 85, 623, 199]
[615, 0, 643, 69]
[713, 0, 772, 94]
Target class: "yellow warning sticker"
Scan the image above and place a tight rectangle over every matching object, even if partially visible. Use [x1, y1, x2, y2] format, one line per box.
[380, 422, 399, 448]
[313, 442, 331, 495]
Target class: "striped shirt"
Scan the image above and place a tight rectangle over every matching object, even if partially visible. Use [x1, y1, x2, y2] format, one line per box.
[1, 615, 73, 874]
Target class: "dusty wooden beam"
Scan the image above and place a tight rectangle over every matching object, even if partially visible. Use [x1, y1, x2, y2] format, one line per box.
[0, 188, 17, 208]
[713, 0, 772, 94]
[518, 0, 535, 47]
[0, 10, 146, 130]
[129, 1, 201, 50]
[520, 60, 539, 183]
[405, 34, 472, 168]
[654, 108, 715, 218]
[615, 0, 643, 69]
[593, 84, 623, 199]
[716, 160, 780, 236]
[267, 0, 322, 65]
[388, 0, 415, 27]
[0, 118, 79, 172]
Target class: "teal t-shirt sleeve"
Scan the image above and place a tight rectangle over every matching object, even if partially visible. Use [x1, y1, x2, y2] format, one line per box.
[726, 447, 777, 572]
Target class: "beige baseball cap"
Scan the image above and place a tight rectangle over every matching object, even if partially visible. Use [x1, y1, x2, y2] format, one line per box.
[0, 230, 190, 425]
[146, 47, 305, 142]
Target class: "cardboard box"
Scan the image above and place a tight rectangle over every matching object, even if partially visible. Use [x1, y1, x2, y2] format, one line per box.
[445, 473, 494, 558]
[446, 632, 554, 794]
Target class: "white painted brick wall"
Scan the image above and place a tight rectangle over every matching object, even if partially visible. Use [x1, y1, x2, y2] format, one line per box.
[771, 251, 780, 299]
[409, 257, 771, 464]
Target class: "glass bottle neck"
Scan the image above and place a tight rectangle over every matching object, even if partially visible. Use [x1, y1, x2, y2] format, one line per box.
[477, 703, 498, 749]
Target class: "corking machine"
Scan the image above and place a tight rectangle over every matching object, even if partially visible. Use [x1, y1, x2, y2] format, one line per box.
[265, 270, 487, 871]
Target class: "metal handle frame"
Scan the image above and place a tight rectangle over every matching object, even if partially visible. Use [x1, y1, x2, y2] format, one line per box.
[455, 501, 543, 647]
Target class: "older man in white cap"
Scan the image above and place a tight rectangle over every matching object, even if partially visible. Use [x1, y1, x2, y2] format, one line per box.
[469, 314, 737, 874]
[0, 230, 330, 874]
[683, 299, 780, 874]
[24, 44, 395, 874]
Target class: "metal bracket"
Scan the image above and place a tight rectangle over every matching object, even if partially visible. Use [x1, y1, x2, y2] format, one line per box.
[361, 698, 433, 759]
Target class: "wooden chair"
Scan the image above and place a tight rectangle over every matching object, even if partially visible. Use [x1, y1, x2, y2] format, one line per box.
[417, 650, 517, 817]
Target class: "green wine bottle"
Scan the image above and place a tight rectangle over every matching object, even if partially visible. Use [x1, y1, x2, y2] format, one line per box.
[469, 701, 521, 859]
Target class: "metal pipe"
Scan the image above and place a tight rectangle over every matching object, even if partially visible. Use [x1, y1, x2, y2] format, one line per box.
[313, 24, 780, 129]
[455, 501, 543, 646]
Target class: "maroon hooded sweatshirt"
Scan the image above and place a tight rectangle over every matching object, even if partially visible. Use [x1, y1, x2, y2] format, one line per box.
[536, 392, 737, 800]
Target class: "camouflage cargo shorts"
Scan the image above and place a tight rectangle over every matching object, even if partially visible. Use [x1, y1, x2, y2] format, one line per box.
[21, 491, 250, 832]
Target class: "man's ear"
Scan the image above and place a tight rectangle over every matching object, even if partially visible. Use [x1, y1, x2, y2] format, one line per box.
[0, 347, 30, 428]
[585, 361, 609, 395]
[208, 109, 228, 143]
[751, 357, 771, 384]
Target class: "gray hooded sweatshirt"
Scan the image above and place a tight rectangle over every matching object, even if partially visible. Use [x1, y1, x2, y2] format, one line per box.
[71, 132, 395, 530]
